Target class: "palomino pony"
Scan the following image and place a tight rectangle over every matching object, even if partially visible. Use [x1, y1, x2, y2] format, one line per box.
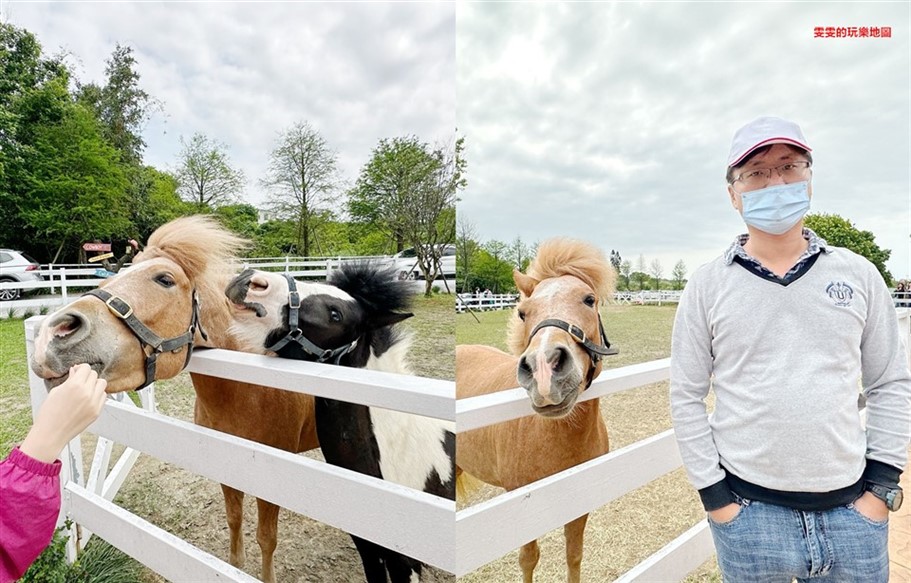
[456, 238, 618, 583]
[224, 263, 455, 583]
[29, 216, 318, 583]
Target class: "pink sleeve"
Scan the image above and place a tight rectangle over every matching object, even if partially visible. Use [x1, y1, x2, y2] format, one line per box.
[0, 447, 61, 583]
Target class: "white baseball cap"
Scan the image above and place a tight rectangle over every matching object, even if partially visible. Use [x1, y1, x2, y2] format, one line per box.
[727, 116, 811, 168]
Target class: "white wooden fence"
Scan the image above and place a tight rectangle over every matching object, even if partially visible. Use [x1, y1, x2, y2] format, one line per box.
[456, 293, 519, 313]
[614, 290, 684, 305]
[454, 291, 683, 313]
[25, 318, 456, 581]
[2, 257, 452, 317]
[24, 309, 911, 582]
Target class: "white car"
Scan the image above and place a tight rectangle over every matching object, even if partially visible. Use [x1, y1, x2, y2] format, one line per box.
[393, 244, 456, 281]
[0, 249, 44, 301]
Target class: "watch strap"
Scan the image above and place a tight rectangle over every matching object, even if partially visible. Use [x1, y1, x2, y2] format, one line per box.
[865, 482, 903, 511]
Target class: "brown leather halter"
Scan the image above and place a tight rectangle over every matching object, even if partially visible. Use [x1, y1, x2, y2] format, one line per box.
[84, 288, 207, 390]
[528, 315, 619, 389]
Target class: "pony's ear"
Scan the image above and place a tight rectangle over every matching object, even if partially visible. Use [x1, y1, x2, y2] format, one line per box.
[513, 270, 539, 296]
[368, 311, 414, 330]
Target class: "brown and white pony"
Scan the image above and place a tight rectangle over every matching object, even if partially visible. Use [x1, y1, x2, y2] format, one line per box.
[456, 238, 617, 583]
[29, 216, 317, 583]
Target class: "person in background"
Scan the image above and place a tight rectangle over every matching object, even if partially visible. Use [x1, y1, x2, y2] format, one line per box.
[0, 364, 107, 582]
[670, 116, 911, 582]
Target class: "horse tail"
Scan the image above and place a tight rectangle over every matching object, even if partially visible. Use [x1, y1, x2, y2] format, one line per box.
[455, 466, 483, 501]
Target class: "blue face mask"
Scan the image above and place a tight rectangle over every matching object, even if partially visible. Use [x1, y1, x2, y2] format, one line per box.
[739, 180, 810, 235]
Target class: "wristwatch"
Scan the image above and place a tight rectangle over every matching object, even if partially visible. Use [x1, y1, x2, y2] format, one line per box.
[866, 483, 904, 511]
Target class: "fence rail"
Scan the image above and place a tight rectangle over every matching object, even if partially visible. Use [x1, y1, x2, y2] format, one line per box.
[2, 257, 452, 316]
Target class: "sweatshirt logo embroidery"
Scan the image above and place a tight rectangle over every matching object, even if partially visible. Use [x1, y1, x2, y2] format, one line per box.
[826, 281, 854, 307]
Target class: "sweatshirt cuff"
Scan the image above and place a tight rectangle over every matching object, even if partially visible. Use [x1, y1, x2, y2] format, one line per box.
[862, 458, 902, 490]
[698, 479, 736, 511]
[9, 446, 62, 477]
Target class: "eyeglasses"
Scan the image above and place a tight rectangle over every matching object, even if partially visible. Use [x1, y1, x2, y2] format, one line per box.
[732, 161, 811, 191]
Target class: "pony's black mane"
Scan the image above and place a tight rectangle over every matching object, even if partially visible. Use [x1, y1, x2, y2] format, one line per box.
[328, 261, 413, 316]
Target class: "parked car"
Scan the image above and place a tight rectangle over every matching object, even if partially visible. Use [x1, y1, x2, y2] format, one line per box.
[0, 249, 44, 301]
[393, 244, 456, 281]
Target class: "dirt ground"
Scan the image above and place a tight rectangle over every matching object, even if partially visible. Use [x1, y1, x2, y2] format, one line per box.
[83, 294, 456, 583]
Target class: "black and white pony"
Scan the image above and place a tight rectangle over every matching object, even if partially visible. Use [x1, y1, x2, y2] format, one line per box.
[225, 263, 455, 583]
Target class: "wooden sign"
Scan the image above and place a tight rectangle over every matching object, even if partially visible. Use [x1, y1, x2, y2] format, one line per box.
[88, 252, 115, 263]
[83, 243, 112, 252]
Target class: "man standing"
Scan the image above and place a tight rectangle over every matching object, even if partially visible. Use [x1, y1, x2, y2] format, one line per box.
[670, 116, 911, 582]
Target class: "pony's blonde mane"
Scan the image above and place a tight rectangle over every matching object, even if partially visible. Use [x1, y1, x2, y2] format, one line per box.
[136, 215, 249, 304]
[507, 238, 616, 355]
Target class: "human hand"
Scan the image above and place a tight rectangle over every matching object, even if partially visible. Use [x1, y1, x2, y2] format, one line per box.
[853, 491, 889, 522]
[20, 364, 107, 463]
[708, 502, 742, 524]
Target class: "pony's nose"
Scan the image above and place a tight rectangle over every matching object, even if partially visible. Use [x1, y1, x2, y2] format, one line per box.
[518, 353, 535, 383]
[546, 346, 570, 377]
[46, 312, 91, 346]
[225, 270, 255, 304]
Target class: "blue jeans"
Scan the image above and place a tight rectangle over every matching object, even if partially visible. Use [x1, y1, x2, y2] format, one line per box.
[708, 495, 889, 582]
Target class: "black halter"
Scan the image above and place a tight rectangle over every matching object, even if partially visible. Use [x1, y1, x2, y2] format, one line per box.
[84, 288, 207, 390]
[528, 315, 619, 389]
[265, 274, 358, 365]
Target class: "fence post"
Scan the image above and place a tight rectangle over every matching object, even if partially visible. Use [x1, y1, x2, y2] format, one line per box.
[61, 268, 68, 303]
[285, 256, 290, 273]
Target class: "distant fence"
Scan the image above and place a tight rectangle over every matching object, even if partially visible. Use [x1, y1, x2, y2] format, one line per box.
[456, 293, 518, 313]
[454, 291, 682, 313]
[0, 256, 453, 316]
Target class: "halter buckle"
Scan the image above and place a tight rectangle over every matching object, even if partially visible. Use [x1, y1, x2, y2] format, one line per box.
[104, 295, 133, 319]
[289, 290, 301, 310]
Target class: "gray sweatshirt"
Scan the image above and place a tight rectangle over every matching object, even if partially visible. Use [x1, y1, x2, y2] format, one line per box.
[670, 244, 911, 510]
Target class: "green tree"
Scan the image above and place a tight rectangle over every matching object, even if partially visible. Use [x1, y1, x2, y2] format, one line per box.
[671, 259, 687, 290]
[174, 132, 245, 210]
[19, 104, 131, 261]
[262, 121, 339, 258]
[634, 254, 649, 290]
[350, 135, 463, 295]
[0, 23, 71, 255]
[649, 258, 663, 291]
[214, 203, 260, 241]
[470, 248, 514, 295]
[456, 215, 479, 293]
[349, 136, 429, 251]
[804, 213, 893, 284]
[618, 259, 632, 291]
[510, 236, 530, 271]
[75, 44, 155, 165]
[128, 165, 190, 240]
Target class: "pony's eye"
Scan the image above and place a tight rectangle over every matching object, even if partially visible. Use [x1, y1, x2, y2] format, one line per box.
[156, 274, 175, 288]
[583, 295, 596, 307]
[517, 310, 526, 321]
[329, 308, 342, 323]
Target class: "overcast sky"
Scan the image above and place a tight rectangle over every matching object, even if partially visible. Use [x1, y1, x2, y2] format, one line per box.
[4, 2, 908, 279]
[458, 2, 911, 280]
[3, 1, 455, 213]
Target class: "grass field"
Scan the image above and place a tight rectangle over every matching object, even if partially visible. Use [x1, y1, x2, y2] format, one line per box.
[456, 303, 721, 582]
[1, 293, 455, 583]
